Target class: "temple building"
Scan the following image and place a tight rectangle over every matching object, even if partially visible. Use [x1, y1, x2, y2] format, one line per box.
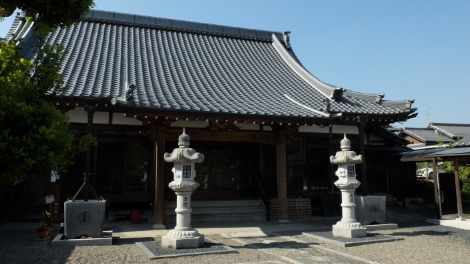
[3, 10, 418, 223]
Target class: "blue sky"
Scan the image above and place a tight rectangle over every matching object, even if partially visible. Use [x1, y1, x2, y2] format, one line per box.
[1, 0, 469, 128]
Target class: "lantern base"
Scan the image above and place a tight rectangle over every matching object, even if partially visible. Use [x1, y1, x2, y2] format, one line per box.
[332, 224, 367, 238]
[162, 234, 204, 249]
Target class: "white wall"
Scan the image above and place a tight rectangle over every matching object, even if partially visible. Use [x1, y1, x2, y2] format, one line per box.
[299, 124, 358, 134]
[66, 107, 142, 126]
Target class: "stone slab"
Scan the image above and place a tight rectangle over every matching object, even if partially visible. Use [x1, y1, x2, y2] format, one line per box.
[303, 231, 404, 247]
[426, 219, 470, 231]
[152, 224, 166, 229]
[137, 237, 237, 259]
[221, 231, 269, 238]
[64, 200, 106, 239]
[364, 223, 398, 231]
[52, 230, 113, 246]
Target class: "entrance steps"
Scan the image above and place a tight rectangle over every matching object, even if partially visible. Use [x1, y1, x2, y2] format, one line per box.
[165, 199, 266, 223]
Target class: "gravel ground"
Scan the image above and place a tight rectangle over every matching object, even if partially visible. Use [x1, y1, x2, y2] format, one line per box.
[2, 206, 470, 264]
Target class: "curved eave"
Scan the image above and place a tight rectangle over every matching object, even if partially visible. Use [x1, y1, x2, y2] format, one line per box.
[338, 109, 418, 124]
[271, 33, 417, 121]
[271, 33, 343, 101]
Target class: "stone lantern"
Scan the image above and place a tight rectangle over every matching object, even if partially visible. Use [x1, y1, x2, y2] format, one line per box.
[162, 128, 205, 249]
[330, 134, 367, 238]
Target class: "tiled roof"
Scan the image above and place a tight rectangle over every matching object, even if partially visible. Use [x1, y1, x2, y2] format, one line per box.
[428, 123, 470, 139]
[455, 136, 470, 147]
[400, 128, 451, 143]
[8, 10, 416, 123]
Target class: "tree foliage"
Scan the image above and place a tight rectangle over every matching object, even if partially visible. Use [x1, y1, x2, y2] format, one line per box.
[1, 0, 95, 28]
[0, 0, 96, 184]
[0, 41, 95, 184]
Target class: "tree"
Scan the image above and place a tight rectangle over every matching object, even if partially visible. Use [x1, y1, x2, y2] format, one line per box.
[1, 0, 95, 28]
[0, 0, 96, 184]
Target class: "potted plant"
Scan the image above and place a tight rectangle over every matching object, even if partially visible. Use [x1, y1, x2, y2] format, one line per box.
[35, 210, 54, 239]
[36, 222, 50, 239]
[43, 210, 53, 229]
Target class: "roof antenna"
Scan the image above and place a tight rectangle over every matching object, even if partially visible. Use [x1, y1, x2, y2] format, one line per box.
[425, 108, 431, 124]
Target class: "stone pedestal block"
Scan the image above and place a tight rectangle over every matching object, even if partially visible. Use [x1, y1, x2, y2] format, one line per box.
[332, 224, 367, 238]
[64, 200, 106, 239]
[162, 234, 204, 249]
[355, 196, 386, 225]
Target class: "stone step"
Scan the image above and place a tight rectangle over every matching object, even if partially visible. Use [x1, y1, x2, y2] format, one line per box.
[166, 206, 266, 215]
[167, 199, 264, 208]
[165, 199, 267, 223]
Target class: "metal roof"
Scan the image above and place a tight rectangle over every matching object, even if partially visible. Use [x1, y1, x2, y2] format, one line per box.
[401, 147, 470, 162]
[8, 10, 417, 123]
[400, 149, 444, 162]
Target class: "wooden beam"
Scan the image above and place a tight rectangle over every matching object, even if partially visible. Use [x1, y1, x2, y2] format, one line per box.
[165, 127, 278, 144]
[276, 131, 288, 222]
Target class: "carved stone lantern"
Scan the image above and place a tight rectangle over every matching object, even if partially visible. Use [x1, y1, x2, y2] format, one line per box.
[330, 134, 367, 238]
[162, 128, 205, 249]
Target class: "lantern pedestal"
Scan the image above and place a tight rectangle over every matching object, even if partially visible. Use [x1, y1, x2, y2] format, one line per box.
[162, 190, 204, 249]
[332, 188, 367, 238]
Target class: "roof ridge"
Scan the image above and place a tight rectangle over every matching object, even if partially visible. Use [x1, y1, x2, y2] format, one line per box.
[85, 9, 284, 42]
[429, 122, 470, 127]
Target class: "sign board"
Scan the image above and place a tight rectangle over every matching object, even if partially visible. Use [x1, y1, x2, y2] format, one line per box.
[45, 195, 55, 204]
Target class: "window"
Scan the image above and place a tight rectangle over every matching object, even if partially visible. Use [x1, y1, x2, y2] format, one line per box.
[183, 166, 191, 178]
[348, 166, 355, 177]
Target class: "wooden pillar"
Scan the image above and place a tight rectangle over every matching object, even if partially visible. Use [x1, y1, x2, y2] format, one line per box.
[259, 144, 264, 180]
[276, 131, 289, 222]
[152, 125, 166, 228]
[433, 158, 442, 219]
[357, 118, 368, 195]
[454, 158, 464, 221]
[329, 125, 334, 191]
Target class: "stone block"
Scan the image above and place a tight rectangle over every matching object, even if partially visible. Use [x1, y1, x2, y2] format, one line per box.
[355, 196, 386, 225]
[161, 234, 204, 249]
[332, 225, 367, 238]
[64, 200, 106, 239]
[52, 230, 112, 247]
[364, 223, 398, 231]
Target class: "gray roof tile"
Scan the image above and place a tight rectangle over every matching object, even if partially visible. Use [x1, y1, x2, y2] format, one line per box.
[428, 123, 470, 139]
[8, 10, 416, 122]
[402, 128, 453, 143]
